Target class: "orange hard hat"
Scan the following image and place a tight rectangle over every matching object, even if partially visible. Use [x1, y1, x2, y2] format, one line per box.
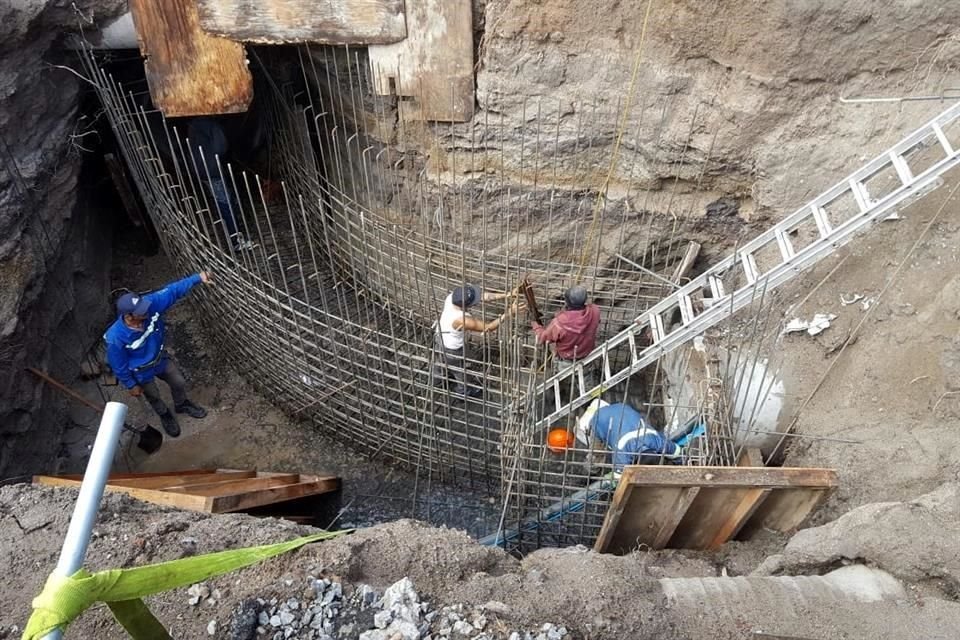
[547, 428, 575, 453]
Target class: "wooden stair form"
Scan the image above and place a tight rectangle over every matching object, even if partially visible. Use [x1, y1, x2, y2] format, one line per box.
[594, 466, 837, 554]
[34, 469, 340, 515]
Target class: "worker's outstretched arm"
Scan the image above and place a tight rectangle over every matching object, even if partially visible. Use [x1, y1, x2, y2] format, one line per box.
[105, 340, 138, 389]
[455, 301, 522, 333]
[147, 271, 211, 314]
[531, 317, 562, 344]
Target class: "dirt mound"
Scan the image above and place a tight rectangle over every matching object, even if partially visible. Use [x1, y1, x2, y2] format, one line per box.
[755, 482, 960, 598]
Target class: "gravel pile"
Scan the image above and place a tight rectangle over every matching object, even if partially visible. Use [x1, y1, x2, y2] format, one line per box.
[193, 577, 569, 640]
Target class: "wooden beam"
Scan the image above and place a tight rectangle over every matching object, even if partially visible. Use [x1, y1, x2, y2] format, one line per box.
[744, 488, 831, 535]
[128, 0, 253, 116]
[196, 0, 407, 45]
[707, 487, 771, 550]
[671, 241, 702, 284]
[592, 481, 635, 553]
[368, 0, 474, 122]
[104, 485, 210, 510]
[55, 470, 215, 481]
[652, 486, 701, 549]
[737, 447, 764, 467]
[166, 475, 301, 497]
[107, 471, 256, 490]
[618, 466, 837, 489]
[207, 477, 341, 513]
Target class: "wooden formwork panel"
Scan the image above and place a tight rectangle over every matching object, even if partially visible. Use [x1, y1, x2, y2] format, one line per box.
[34, 468, 340, 514]
[128, 0, 253, 117]
[594, 466, 836, 554]
[368, 0, 474, 122]
[196, 0, 407, 44]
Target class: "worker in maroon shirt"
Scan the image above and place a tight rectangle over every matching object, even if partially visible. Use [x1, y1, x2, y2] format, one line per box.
[531, 285, 602, 390]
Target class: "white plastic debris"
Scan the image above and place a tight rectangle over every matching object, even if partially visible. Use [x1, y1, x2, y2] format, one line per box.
[840, 293, 864, 306]
[782, 313, 837, 336]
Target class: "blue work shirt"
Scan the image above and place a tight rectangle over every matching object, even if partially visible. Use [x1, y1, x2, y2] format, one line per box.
[103, 274, 202, 388]
[590, 403, 682, 470]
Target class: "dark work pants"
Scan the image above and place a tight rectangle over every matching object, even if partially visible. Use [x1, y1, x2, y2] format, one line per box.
[433, 335, 480, 390]
[140, 359, 188, 417]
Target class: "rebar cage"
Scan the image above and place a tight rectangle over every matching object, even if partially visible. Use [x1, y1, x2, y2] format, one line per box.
[82, 44, 776, 551]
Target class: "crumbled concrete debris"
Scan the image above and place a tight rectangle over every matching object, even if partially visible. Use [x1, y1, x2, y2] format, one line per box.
[241, 576, 570, 640]
[207, 619, 218, 635]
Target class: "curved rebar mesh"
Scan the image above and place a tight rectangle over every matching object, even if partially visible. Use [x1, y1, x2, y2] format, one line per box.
[81, 44, 736, 550]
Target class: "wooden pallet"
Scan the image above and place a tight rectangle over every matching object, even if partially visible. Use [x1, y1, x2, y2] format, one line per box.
[34, 469, 340, 515]
[593, 466, 837, 554]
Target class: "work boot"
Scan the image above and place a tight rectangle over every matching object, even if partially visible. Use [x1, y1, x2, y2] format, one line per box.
[175, 399, 208, 419]
[159, 412, 181, 438]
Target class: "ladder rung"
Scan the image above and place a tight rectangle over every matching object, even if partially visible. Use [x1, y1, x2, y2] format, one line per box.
[553, 380, 561, 410]
[627, 333, 639, 363]
[811, 205, 832, 237]
[678, 293, 695, 325]
[775, 229, 795, 261]
[849, 179, 870, 213]
[649, 312, 666, 343]
[740, 253, 759, 284]
[932, 122, 955, 156]
[709, 275, 725, 298]
[575, 367, 585, 396]
[889, 152, 914, 186]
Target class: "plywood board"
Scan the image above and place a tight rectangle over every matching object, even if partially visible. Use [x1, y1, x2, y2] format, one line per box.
[594, 466, 837, 553]
[128, 0, 253, 116]
[197, 0, 407, 44]
[740, 488, 830, 536]
[368, 0, 474, 122]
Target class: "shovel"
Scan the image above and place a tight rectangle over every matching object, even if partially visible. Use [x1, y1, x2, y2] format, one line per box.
[27, 367, 163, 454]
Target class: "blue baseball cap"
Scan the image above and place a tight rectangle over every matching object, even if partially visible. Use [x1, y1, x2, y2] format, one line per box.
[451, 285, 478, 308]
[116, 292, 151, 317]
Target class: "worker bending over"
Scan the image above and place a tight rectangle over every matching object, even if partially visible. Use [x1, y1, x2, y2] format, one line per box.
[434, 284, 518, 397]
[531, 284, 601, 387]
[104, 272, 212, 437]
[576, 399, 685, 475]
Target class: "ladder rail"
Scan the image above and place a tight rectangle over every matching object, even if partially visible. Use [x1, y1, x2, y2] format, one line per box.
[517, 101, 960, 428]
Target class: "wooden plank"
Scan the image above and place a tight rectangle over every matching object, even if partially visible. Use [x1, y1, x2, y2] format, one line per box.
[106, 471, 256, 490]
[592, 481, 636, 553]
[652, 486, 701, 549]
[737, 447, 764, 467]
[669, 487, 756, 549]
[166, 475, 301, 497]
[671, 241, 702, 284]
[707, 488, 771, 550]
[207, 477, 341, 513]
[105, 153, 151, 234]
[103, 485, 211, 510]
[128, 0, 253, 116]
[618, 466, 837, 489]
[741, 488, 831, 536]
[197, 0, 407, 45]
[368, 0, 474, 122]
[56, 469, 216, 481]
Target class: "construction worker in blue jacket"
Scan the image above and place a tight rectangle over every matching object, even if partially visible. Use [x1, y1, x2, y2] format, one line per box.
[104, 272, 212, 437]
[576, 399, 686, 476]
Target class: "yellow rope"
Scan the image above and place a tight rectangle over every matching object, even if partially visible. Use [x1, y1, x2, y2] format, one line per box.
[576, 0, 656, 280]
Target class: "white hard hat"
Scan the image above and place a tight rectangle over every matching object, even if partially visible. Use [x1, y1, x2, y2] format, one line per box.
[575, 398, 609, 445]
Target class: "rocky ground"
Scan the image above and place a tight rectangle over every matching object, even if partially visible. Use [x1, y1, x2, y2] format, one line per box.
[1, 482, 959, 639]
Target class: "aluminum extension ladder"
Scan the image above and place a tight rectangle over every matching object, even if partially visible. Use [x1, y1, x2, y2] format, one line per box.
[522, 101, 960, 431]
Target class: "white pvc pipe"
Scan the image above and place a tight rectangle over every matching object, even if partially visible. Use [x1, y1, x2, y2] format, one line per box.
[42, 401, 128, 640]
